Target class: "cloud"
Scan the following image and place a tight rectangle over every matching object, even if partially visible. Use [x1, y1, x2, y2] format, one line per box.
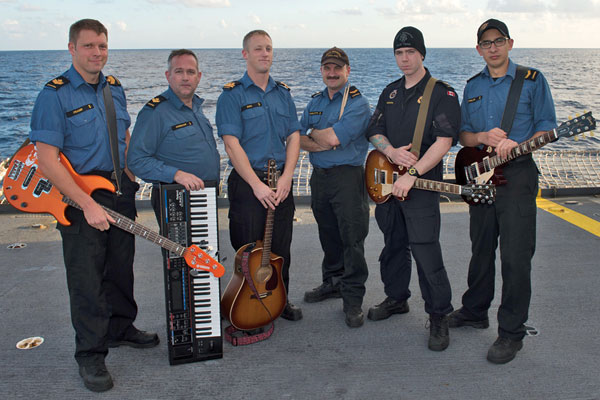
[18, 3, 44, 11]
[486, 0, 600, 14]
[340, 7, 362, 15]
[220, 19, 228, 28]
[377, 0, 466, 17]
[146, 0, 230, 6]
[183, 0, 230, 6]
[116, 21, 127, 31]
[250, 14, 261, 24]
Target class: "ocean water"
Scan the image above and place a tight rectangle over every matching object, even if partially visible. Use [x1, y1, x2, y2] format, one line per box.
[0, 48, 599, 160]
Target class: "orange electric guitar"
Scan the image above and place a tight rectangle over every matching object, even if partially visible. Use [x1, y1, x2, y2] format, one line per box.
[220, 159, 287, 331]
[2, 143, 224, 278]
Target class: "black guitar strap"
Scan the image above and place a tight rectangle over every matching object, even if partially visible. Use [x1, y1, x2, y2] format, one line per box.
[500, 65, 527, 135]
[102, 83, 122, 195]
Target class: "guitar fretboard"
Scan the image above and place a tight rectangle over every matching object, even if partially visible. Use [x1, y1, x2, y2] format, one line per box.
[414, 179, 462, 195]
[484, 130, 557, 171]
[61, 195, 187, 256]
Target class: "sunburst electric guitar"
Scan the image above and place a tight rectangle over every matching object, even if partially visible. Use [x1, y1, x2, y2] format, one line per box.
[2, 143, 224, 278]
[220, 159, 287, 331]
[365, 150, 496, 205]
[455, 112, 596, 186]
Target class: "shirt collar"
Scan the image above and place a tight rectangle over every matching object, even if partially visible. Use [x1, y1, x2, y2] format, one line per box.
[322, 82, 350, 101]
[240, 71, 276, 92]
[164, 87, 204, 109]
[65, 64, 106, 89]
[482, 58, 516, 79]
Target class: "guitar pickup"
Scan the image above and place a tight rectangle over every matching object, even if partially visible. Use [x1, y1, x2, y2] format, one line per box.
[21, 165, 37, 189]
[8, 160, 24, 181]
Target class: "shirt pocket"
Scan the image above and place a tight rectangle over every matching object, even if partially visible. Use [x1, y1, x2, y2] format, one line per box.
[66, 108, 97, 147]
[308, 112, 322, 127]
[274, 106, 291, 140]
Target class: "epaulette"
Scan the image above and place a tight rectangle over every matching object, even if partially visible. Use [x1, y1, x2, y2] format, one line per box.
[467, 72, 481, 83]
[106, 75, 121, 86]
[45, 76, 70, 90]
[524, 68, 539, 81]
[436, 80, 457, 97]
[348, 86, 361, 98]
[223, 81, 241, 90]
[385, 78, 402, 88]
[145, 95, 167, 109]
[311, 91, 322, 98]
[276, 81, 291, 91]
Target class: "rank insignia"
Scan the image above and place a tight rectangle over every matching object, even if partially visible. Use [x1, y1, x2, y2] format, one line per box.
[106, 75, 121, 86]
[45, 76, 69, 90]
[389, 89, 397, 99]
[172, 121, 193, 130]
[276, 81, 291, 91]
[146, 95, 167, 108]
[223, 81, 241, 90]
[468, 96, 482, 103]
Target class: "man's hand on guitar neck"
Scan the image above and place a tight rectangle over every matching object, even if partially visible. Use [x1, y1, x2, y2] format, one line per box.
[80, 198, 115, 231]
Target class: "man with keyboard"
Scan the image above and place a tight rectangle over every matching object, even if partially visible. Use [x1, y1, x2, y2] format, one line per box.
[128, 49, 220, 222]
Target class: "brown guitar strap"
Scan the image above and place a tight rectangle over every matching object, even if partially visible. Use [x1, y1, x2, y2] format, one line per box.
[410, 76, 437, 157]
[223, 246, 275, 346]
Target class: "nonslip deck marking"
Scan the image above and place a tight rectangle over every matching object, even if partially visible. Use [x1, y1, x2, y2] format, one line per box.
[536, 197, 600, 237]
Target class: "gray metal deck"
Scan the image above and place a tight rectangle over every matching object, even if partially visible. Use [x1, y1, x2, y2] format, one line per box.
[1, 196, 599, 400]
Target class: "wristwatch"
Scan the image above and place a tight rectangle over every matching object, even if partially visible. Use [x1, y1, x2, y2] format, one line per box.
[407, 167, 420, 178]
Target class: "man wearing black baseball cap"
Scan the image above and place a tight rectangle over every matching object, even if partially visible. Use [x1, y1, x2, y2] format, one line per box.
[449, 19, 556, 364]
[366, 27, 460, 351]
[300, 47, 371, 328]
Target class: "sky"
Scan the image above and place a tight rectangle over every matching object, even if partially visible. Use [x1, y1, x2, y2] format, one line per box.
[1, 0, 599, 50]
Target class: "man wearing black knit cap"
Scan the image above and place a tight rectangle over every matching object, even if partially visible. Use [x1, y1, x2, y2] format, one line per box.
[366, 26, 461, 351]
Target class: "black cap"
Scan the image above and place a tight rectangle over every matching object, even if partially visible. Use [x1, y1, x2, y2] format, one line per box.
[393, 26, 426, 59]
[477, 19, 510, 42]
[321, 47, 349, 67]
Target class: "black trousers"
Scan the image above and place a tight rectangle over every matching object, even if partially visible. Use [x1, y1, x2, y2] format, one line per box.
[461, 157, 538, 340]
[227, 168, 295, 294]
[57, 175, 139, 366]
[310, 165, 369, 308]
[374, 192, 453, 316]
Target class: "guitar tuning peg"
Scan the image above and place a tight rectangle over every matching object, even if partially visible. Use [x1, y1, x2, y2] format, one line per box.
[576, 113, 581, 117]
[590, 131, 595, 137]
[574, 135, 579, 141]
[568, 115, 572, 120]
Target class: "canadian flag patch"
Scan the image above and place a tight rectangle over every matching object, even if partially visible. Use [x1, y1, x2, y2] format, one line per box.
[447, 91, 456, 97]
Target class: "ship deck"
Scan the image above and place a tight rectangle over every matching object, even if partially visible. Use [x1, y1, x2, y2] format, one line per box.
[0, 195, 599, 399]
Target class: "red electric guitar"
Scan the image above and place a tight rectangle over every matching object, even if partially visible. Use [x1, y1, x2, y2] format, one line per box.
[2, 143, 224, 278]
[455, 112, 596, 186]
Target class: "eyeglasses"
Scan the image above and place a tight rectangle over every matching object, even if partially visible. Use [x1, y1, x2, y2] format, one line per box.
[479, 37, 508, 49]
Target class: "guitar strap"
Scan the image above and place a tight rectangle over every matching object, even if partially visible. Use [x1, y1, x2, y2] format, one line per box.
[500, 65, 527, 134]
[223, 246, 275, 346]
[101, 83, 123, 195]
[410, 77, 437, 157]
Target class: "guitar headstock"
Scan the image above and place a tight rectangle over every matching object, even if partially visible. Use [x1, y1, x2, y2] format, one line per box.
[183, 245, 225, 278]
[267, 159, 279, 190]
[461, 183, 496, 205]
[556, 111, 596, 140]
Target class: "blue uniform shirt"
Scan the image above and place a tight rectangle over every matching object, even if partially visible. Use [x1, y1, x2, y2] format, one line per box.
[127, 88, 220, 183]
[461, 59, 556, 143]
[215, 71, 301, 170]
[30, 65, 131, 174]
[299, 84, 370, 168]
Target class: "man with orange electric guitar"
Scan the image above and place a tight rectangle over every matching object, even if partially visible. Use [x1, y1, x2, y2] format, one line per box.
[299, 47, 371, 328]
[448, 19, 556, 364]
[216, 30, 303, 323]
[366, 27, 460, 351]
[28, 19, 158, 392]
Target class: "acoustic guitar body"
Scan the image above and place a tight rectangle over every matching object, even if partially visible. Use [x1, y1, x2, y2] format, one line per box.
[221, 240, 287, 331]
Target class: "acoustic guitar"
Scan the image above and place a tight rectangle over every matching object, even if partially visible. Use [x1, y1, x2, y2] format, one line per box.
[2, 143, 224, 278]
[455, 112, 596, 186]
[221, 159, 287, 331]
[365, 150, 495, 205]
